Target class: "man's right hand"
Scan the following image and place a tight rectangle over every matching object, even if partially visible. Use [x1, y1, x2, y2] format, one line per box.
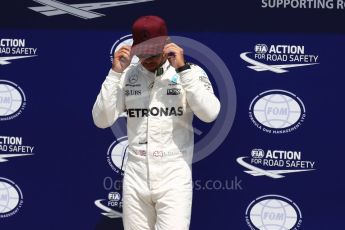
[112, 45, 132, 73]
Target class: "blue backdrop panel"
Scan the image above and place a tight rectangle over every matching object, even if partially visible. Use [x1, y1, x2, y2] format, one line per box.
[1, 1, 345, 229]
[1, 30, 344, 229]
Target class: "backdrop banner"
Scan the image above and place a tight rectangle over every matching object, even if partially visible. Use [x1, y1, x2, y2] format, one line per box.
[1, 1, 344, 229]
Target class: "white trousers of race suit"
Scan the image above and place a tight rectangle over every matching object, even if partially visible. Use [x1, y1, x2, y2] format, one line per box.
[123, 153, 192, 230]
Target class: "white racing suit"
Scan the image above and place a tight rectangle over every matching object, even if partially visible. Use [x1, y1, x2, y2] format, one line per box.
[92, 61, 220, 230]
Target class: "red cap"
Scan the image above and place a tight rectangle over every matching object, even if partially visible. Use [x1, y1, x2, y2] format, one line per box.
[131, 15, 168, 56]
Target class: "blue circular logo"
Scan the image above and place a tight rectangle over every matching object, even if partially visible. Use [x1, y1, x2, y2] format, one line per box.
[0, 178, 23, 218]
[0, 80, 26, 121]
[249, 90, 306, 134]
[246, 194, 302, 230]
[107, 136, 129, 176]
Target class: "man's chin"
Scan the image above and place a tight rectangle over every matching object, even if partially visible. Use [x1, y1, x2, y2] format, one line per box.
[142, 64, 158, 72]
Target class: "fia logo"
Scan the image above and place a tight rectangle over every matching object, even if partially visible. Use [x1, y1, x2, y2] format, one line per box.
[28, 0, 154, 19]
[237, 149, 316, 179]
[0, 39, 38, 66]
[94, 192, 123, 219]
[240, 44, 319, 73]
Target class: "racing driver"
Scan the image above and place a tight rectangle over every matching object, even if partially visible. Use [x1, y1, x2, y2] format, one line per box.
[92, 15, 220, 230]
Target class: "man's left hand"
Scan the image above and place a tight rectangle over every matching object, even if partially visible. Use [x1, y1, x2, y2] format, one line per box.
[163, 43, 185, 69]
